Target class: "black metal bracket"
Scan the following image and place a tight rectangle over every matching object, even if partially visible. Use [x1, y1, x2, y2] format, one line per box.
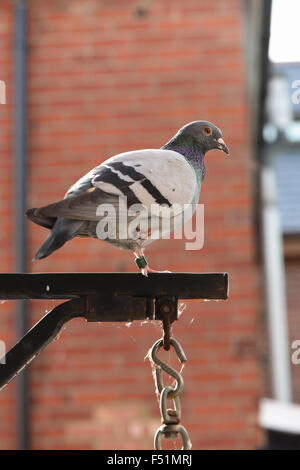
[0, 273, 228, 391]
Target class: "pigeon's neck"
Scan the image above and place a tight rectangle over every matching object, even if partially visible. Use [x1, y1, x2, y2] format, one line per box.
[162, 134, 206, 181]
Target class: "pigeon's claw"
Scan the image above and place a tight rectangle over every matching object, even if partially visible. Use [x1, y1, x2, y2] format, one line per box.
[141, 266, 148, 277]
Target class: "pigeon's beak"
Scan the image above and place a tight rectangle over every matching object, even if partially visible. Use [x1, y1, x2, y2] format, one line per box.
[217, 137, 229, 155]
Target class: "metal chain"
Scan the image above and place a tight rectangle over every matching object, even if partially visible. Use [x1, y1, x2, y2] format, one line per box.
[150, 337, 192, 450]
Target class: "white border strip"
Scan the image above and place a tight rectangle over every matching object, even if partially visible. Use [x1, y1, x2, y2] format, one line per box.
[259, 398, 300, 434]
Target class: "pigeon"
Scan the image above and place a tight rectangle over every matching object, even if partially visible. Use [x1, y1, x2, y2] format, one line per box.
[26, 121, 229, 275]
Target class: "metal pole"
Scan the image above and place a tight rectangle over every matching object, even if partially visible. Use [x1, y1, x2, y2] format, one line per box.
[261, 166, 292, 402]
[14, 0, 28, 450]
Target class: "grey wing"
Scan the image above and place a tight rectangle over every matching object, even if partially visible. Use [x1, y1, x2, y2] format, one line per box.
[36, 187, 122, 222]
[27, 166, 142, 240]
[27, 162, 151, 259]
[27, 164, 136, 232]
[27, 178, 130, 260]
[26, 167, 97, 230]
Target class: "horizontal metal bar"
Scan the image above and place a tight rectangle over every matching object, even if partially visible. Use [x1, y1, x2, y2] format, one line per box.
[0, 273, 228, 300]
[86, 294, 153, 322]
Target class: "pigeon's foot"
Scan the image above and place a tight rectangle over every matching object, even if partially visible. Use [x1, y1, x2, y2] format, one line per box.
[133, 250, 171, 277]
[141, 265, 171, 277]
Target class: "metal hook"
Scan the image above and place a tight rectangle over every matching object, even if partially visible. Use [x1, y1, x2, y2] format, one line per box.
[150, 338, 187, 398]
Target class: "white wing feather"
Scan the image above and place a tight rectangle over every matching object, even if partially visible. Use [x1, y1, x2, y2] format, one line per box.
[94, 149, 199, 209]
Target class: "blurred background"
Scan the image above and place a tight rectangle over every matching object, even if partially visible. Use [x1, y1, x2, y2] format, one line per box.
[0, 0, 299, 450]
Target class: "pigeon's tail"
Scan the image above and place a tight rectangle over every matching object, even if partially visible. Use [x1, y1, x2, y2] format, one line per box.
[33, 218, 84, 260]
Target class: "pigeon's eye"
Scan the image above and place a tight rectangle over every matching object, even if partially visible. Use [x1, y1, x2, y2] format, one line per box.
[203, 127, 212, 136]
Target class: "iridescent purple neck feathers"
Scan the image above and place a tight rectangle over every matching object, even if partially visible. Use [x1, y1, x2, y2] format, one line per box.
[162, 141, 206, 181]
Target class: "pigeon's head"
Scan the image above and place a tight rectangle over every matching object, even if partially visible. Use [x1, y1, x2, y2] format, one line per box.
[178, 120, 229, 156]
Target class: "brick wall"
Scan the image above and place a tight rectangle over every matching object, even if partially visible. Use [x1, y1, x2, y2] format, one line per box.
[0, 0, 262, 449]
